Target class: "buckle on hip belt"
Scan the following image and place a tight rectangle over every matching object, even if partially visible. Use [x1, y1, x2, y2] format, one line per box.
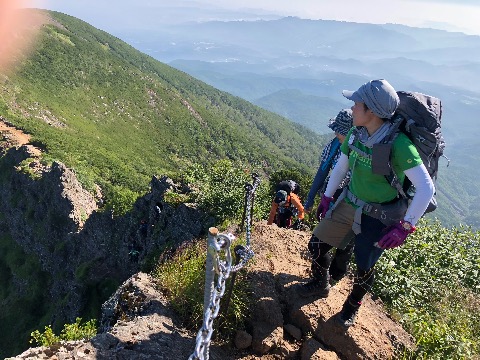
[363, 203, 373, 213]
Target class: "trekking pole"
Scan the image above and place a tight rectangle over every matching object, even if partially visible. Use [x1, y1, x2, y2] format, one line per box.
[222, 244, 244, 321]
[240, 183, 252, 232]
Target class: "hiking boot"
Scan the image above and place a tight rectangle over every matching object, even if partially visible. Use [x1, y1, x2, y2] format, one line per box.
[296, 279, 330, 298]
[329, 275, 344, 286]
[335, 299, 361, 329]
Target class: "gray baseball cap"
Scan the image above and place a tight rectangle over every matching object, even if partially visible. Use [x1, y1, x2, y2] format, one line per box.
[342, 79, 399, 119]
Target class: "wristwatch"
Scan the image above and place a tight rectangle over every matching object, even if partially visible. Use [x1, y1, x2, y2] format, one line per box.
[400, 220, 416, 233]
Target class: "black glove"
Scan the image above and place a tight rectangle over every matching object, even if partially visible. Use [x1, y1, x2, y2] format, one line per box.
[292, 219, 303, 230]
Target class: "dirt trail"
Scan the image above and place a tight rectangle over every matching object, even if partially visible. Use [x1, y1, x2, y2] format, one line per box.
[0, 118, 42, 157]
[10, 221, 414, 360]
[0, 119, 30, 144]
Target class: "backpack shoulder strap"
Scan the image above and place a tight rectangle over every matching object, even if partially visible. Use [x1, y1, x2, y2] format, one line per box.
[381, 116, 410, 199]
[348, 119, 408, 199]
[347, 128, 372, 159]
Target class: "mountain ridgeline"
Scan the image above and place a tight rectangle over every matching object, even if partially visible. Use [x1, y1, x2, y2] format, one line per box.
[0, 10, 331, 358]
[3, 10, 326, 207]
[0, 9, 477, 359]
[155, 16, 480, 229]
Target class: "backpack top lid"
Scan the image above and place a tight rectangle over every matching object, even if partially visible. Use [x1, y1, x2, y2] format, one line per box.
[274, 190, 288, 205]
[396, 91, 442, 131]
[276, 180, 300, 195]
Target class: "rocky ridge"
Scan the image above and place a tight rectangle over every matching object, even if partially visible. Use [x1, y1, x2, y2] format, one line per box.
[9, 222, 415, 360]
[0, 119, 206, 357]
[1, 119, 415, 359]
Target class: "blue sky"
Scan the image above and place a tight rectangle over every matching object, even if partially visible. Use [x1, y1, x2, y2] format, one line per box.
[30, 0, 480, 36]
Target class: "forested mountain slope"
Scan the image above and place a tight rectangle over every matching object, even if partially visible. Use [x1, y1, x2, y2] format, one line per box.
[1, 10, 327, 212]
[0, 9, 331, 358]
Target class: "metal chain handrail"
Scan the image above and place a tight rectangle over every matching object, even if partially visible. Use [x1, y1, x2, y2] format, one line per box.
[231, 173, 260, 272]
[244, 173, 261, 248]
[188, 173, 262, 360]
[188, 228, 235, 360]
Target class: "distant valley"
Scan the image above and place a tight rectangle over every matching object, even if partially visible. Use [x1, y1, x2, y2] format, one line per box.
[0, 9, 478, 358]
[114, 16, 480, 228]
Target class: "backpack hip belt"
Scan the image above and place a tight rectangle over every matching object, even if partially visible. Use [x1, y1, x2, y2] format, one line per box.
[344, 189, 408, 234]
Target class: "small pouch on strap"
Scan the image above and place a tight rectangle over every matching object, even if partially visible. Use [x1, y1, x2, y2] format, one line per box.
[363, 198, 408, 226]
[345, 189, 366, 234]
[372, 143, 393, 175]
[352, 207, 363, 234]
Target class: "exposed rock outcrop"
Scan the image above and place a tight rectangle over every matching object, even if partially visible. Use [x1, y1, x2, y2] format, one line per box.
[9, 223, 415, 360]
[0, 133, 208, 357]
[0, 122, 415, 359]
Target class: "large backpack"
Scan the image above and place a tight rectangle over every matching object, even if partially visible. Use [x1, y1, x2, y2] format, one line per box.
[380, 91, 448, 212]
[274, 180, 300, 213]
[350, 91, 448, 213]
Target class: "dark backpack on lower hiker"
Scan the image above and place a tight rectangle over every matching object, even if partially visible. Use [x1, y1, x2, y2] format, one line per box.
[274, 180, 300, 216]
[273, 180, 300, 228]
[275, 180, 300, 196]
[351, 91, 448, 213]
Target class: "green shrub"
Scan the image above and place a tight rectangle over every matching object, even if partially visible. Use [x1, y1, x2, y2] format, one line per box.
[30, 318, 97, 347]
[16, 158, 42, 180]
[153, 241, 207, 328]
[163, 191, 190, 207]
[30, 326, 59, 347]
[153, 237, 251, 339]
[374, 219, 480, 359]
[104, 184, 140, 217]
[60, 318, 97, 341]
[181, 159, 271, 226]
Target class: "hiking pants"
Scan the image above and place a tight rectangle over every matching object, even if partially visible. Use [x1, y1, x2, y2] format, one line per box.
[311, 199, 391, 301]
[308, 235, 355, 281]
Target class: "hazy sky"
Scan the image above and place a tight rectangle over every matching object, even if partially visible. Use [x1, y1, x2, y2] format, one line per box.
[203, 0, 480, 34]
[30, 0, 480, 36]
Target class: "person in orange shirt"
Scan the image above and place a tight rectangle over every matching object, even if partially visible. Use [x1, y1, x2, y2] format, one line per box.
[267, 187, 305, 229]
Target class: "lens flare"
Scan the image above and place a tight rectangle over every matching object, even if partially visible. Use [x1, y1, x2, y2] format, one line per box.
[0, 0, 46, 73]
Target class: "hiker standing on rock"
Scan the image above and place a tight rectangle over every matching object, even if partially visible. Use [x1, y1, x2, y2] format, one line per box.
[299, 109, 355, 294]
[297, 79, 435, 329]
